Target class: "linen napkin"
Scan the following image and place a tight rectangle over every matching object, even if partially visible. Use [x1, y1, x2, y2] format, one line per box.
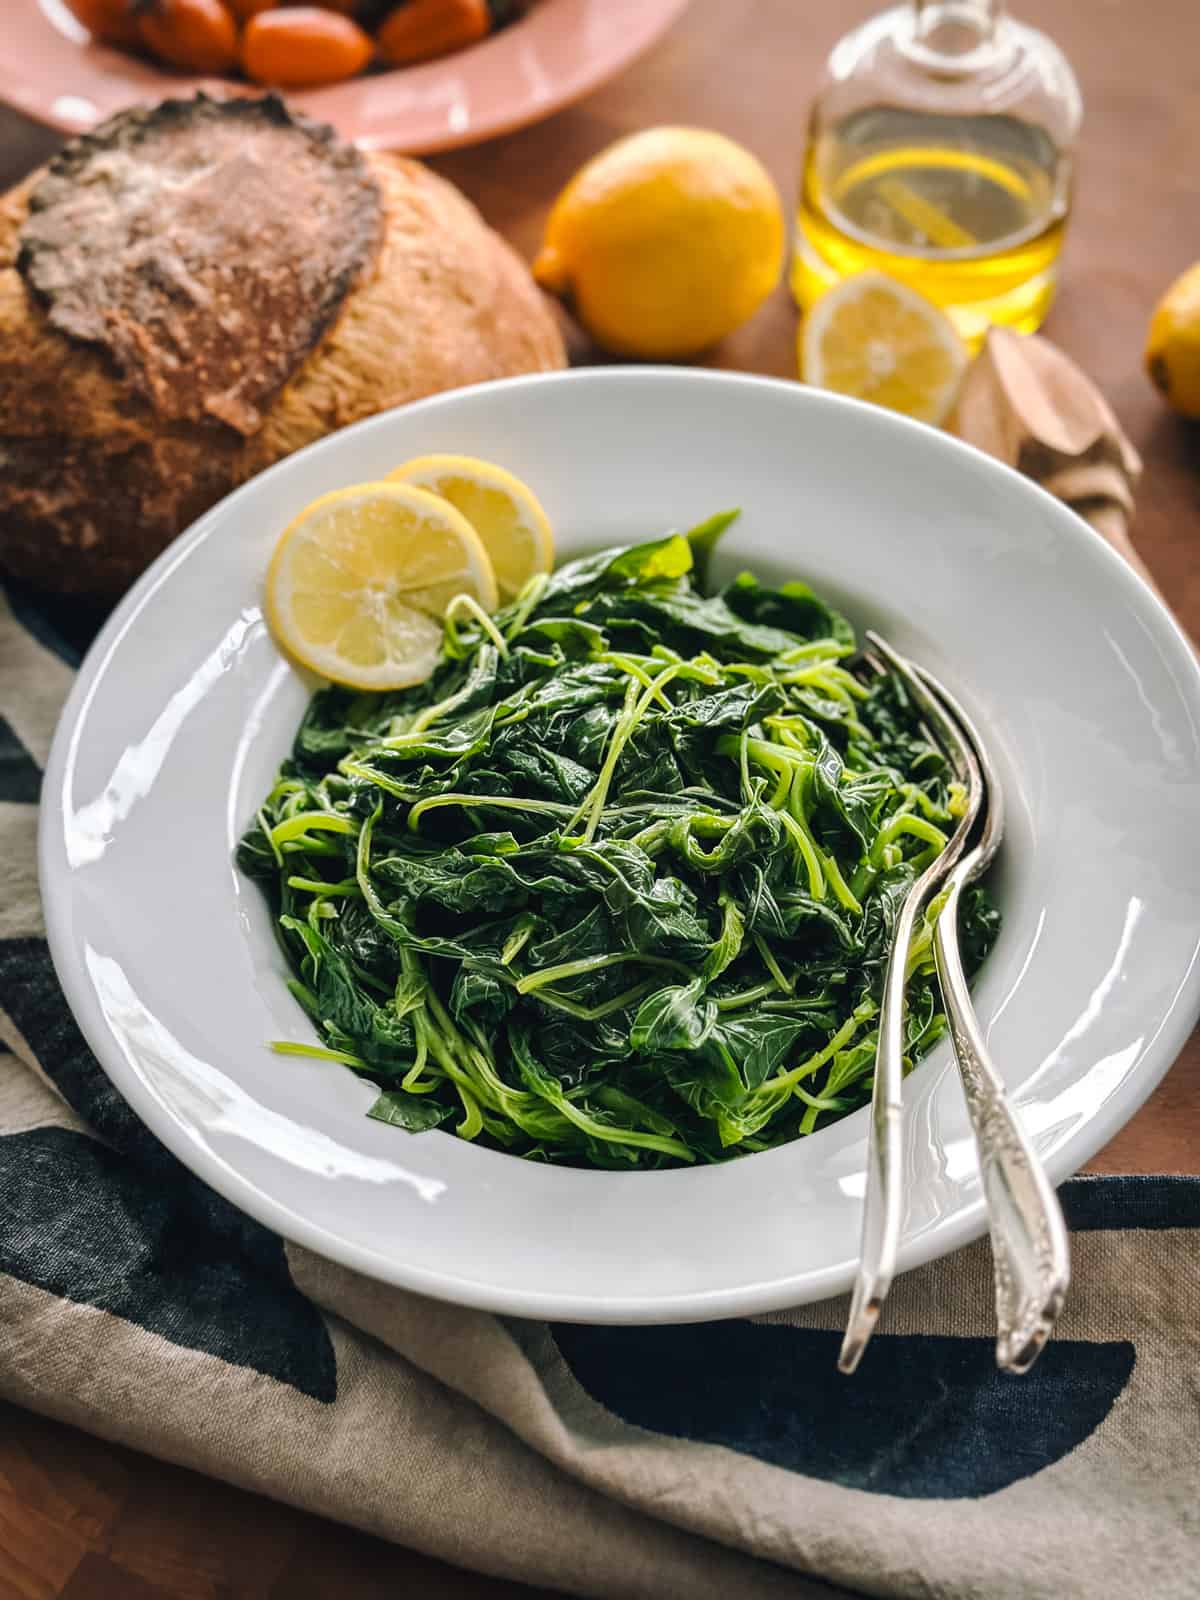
[2, 569, 1199, 1600]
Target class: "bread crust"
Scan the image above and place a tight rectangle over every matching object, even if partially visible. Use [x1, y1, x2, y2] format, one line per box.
[0, 100, 564, 596]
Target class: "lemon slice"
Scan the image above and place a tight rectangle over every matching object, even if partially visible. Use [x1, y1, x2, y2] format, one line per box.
[801, 272, 968, 426]
[266, 483, 498, 691]
[387, 454, 553, 605]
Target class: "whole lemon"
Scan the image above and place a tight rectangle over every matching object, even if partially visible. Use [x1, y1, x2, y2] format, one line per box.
[533, 127, 785, 360]
[1145, 262, 1200, 418]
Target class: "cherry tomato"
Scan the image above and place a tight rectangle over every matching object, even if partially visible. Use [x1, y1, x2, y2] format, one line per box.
[376, 0, 491, 68]
[241, 8, 374, 87]
[138, 0, 240, 73]
[63, 0, 142, 48]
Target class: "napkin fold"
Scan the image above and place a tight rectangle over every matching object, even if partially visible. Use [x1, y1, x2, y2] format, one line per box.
[2, 351, 1198, 1599]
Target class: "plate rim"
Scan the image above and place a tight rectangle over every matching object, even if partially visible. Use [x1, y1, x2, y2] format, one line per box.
[7, 0, 690, 152]
[37, 367, 1200, 1323]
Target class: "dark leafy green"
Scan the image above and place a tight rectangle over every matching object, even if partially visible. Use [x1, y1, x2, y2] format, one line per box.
[239, 517, 999, 1167]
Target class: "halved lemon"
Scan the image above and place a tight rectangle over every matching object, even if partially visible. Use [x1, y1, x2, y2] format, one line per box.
[800, 272, 968, 426]
[266, 482, 498, 691]
[387, 454, 553, 605]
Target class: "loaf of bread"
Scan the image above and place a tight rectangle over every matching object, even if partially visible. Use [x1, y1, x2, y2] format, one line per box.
[0, 95, 565, 597]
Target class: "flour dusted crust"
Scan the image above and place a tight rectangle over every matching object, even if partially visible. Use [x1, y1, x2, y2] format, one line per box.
[0, 95, 565, 596]
[242, 157, 565, 474]
[18, 96, 385, 436]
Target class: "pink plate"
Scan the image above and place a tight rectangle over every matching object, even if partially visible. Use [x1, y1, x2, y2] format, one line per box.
[3, 0, 689, 151]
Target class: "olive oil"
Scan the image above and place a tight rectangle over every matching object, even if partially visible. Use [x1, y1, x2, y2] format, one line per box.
[793, 108, 1071, 345]
[793, 2, 1082, 348]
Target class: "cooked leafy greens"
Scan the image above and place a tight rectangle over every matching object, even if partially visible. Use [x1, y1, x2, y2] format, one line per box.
[239, 519, 998, 1168]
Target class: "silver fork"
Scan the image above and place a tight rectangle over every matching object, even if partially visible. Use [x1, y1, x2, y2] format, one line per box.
[842, 632, 1069, 1375]
[838, 634, 983, 1374]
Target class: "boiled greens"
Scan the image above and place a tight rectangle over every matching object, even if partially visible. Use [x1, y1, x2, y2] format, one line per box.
[239, 520, 998, 1168]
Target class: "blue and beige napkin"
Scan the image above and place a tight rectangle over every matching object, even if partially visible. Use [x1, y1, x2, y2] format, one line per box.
[1, 581, 1198, 1599]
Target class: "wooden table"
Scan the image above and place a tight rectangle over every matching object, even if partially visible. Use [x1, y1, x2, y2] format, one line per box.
[2, 0, 1198, 1594]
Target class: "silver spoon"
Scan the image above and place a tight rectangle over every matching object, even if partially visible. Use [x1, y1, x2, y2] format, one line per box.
[914, 661, 1070, 1373]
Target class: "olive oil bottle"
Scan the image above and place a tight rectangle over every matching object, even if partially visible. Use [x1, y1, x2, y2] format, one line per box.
[792, 2, 1082, 346]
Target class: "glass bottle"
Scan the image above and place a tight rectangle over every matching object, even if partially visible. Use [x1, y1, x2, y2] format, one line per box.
[792, 1, 1083, 346]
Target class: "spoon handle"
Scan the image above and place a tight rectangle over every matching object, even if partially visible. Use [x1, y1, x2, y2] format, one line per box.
[933, 878, 1071, 1372]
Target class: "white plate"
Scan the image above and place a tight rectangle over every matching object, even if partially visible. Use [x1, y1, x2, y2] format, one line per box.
[40, 369, 1200, 1323]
